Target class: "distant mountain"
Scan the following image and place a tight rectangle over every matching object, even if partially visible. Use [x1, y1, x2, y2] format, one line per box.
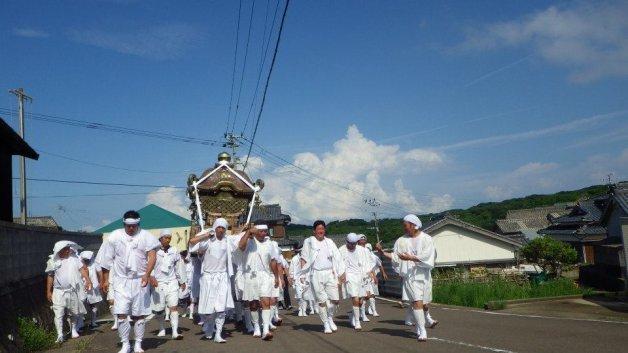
[286, 184, 610, 245]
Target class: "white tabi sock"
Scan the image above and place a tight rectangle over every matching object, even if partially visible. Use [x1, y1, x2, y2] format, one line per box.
[317, 305, 328, 324]
[261, 309, 272, 336]
[117, 318, 131, 344]
[170, 311, 179, 337]
[250, 310, 261, 335]
[369, 297, 378, 314]
[165, 307, 170, 321]
[189, 303, 195, 318]
[360, 303, 368, 320]
[352, 307, 361, 327]
[424, 309, 435, 326]
[158, 312, 166, 332]
[91, 307, 98, 326]
[271, 305, 279, 321]
[71, 316, 80, 337]
[133, 319, 146, 348]
[214, 312, 226, 342]
[243, 307, 253, 331]
[405, 305, 415, 325]
[412, 309, 426, 339]
[53, 310, 64, 339]
[327, 303, 336, 320]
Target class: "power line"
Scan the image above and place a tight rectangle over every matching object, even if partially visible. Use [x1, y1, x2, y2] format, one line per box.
[13, 177, 186, 189]
[242, 0, 281, 136]
[230, 0, 257, 133]
[38, 149, 188, 174]
[225, 0, 244, 135]
[0, 108, 220, 146]
[28, 190, 177, 199]
[243, 0, 290, 169]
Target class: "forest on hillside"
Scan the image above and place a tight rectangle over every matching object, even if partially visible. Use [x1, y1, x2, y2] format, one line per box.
[285, 184, 610, 245]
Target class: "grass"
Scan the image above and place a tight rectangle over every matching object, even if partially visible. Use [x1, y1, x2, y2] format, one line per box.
[74, 336, 94, 353]
[16, 317, 58, 352]
[433, 277, 591, 309]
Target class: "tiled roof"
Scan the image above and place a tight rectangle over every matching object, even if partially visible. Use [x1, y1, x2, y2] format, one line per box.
[505, 204, 572, 220]
[248, 204, 291, 224]
[613, 185, 628, 214]
[425, 215, 522, 247]
[12, 216, 60, 229]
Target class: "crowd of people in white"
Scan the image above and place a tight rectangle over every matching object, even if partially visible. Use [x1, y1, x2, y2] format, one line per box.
[45, 210, 438, 353]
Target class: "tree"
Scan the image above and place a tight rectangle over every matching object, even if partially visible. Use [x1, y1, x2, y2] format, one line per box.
[520, 236, 578, 277]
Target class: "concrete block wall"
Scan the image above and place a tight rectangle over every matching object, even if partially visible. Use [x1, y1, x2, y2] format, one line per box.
[0, 220, 103, 352]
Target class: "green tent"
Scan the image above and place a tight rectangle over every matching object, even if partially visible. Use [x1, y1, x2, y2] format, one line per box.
[95, 204, 190, 234]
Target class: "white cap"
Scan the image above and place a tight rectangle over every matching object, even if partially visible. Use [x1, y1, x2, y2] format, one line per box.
[159, 229, 172, 238]
[359, 234, 367, 240]
[346, 233, 361, 243]
[403, 214, 422, 230]
[212, 218, 229, 231]
[53, 241, 82, 259]
[80, 250, 94, 260]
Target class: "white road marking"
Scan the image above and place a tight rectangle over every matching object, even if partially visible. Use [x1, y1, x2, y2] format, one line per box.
[438, 306, 628, 324]
[430, 337, 516, 353]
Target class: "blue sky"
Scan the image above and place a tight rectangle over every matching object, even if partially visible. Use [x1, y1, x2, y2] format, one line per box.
[1, 0, 627, 230]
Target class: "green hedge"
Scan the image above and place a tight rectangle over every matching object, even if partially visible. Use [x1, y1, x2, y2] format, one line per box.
[433, 278, 591, 308]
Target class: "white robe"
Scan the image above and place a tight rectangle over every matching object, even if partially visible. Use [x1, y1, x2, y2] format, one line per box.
[391, 231, 435, 302]
[197, 237, 236, 314]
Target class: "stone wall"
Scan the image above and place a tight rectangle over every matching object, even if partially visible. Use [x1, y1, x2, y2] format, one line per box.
[0, 220, 102, 352]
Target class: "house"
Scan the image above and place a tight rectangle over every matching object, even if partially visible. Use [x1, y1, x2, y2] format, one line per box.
[12, 216, 61, 230]
[538, 196, 609, 264]
[495, 203, 573, 242]
[95, 204, 192, 251]
[424, 215, 522, 268]
[0, 117, 39, 222]
[246, 204, 291, 238]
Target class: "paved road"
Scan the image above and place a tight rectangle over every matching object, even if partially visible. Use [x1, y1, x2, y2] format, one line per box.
[48, 298, 628, 353]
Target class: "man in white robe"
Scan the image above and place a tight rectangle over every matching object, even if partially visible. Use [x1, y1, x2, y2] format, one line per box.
[359, 236, 388, 317]
[46, 241, 92, 343]
[94, 241, 119, 331]
[299, 220, 346, 334]
[80, 251, 102, 329]
[100, 210, 160, 353]
[238, 224, 280, 341]
[151, 230, 186, 339]
[339, 233, 376, 331]
[375, 214, 437, 342]
[187, 226, 203, 323]
[189, 218, 235, 343]
[288, 246, 308, 316]
[268, 238, 285, 328]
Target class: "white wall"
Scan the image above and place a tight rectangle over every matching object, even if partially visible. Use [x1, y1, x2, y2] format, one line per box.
[432, 225, 517, 265]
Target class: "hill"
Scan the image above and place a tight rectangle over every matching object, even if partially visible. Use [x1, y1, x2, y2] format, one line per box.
[285, 184, 610, 245]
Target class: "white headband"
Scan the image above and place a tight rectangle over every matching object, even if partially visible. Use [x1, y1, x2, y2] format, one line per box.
[346, 233, 361, 243]
[403, 214, 422, 229]
[255, 224, 269, 230]
[123, 218, 140, 225]
[159, 229, 172, 238]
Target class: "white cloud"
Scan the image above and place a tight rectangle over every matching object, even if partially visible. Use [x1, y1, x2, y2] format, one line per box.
[459, 1, 628, 82]
[145, 187, 189, 217]
[258, 125, 450, 222]
[68, 23, 203, 60]
[244, 156, 264, 174]
[12, 28, 49, 38]
[438, 110, 627, 150]
[483, 162, 559, 200]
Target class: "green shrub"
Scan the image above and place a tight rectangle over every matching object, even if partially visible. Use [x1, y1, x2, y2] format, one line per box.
[17, 317, 57, 352]
[433, 277, 587, 308]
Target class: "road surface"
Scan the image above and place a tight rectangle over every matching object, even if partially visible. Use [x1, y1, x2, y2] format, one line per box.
[47, 298, 628, 353]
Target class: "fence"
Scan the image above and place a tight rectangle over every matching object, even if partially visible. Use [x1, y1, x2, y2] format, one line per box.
[0, 220, 103, 352]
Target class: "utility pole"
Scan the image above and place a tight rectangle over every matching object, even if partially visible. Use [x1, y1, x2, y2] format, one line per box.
[223, 132, 241, 167]
[9, 88, 32, 225]
[372, 211, 381, 244]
